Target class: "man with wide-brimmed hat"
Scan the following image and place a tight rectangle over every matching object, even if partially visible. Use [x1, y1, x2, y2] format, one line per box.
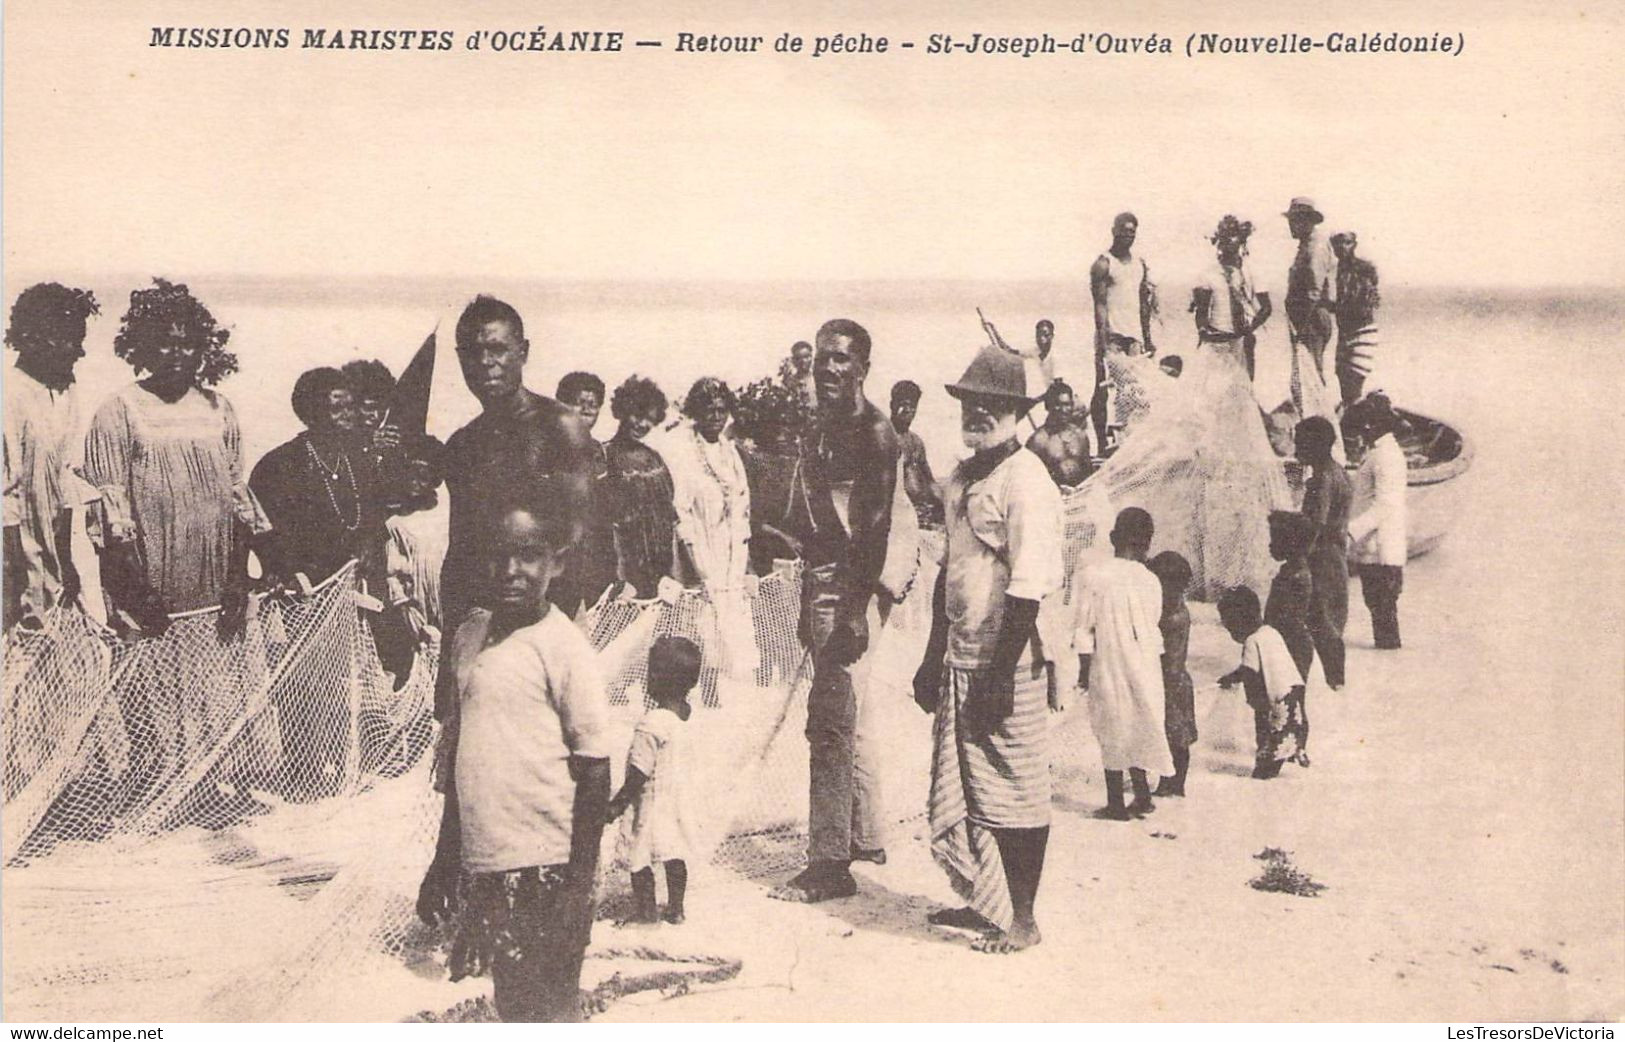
[913, 343, 1063, 953]
[1283, 197, 1339, 380]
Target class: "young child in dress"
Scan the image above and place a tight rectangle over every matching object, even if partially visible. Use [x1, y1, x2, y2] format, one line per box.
[1147, 551, 1196, 798]
[1075, 507, 1171, 820]
[608, 635, 703, 925]
[414, 490, 611, 1022]
[1217, 587, 1306, 780]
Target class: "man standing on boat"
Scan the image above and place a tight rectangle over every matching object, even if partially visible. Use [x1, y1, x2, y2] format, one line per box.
[1284, 197, 1339, 382]
[770, 318, 901, 904]
[1090, 213, 1157, 450]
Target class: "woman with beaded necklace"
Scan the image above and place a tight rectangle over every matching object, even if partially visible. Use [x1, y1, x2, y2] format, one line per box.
[249, 366, 386, 591]
[249, 366, 387, 799]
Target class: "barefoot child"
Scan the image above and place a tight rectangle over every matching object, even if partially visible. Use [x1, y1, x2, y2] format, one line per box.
[1217, 587, 1305, 780]
[1147, 551, 1195, 798]
[1075, 507, 1172, 819]
[415, 490, 611, 1022]
[1295, 416, 1350, 688]
[608, 635, 702, 925]
[1265, 510, 1316, 684]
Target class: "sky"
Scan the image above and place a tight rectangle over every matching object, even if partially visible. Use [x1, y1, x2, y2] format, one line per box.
[4, 0, 1623, 292]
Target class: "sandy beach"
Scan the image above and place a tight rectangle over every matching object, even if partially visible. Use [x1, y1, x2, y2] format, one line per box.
[2, 288, 1620, 1023]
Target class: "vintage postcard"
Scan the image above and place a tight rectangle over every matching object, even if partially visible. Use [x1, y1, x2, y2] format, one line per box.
[2, 0, 1621, 1026]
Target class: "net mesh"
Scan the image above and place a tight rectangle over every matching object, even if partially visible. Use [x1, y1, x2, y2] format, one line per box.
[2, 498, 1148, 1021]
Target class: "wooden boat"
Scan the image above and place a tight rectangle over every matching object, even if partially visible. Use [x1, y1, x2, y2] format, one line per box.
[1281, 407, 1472, 561]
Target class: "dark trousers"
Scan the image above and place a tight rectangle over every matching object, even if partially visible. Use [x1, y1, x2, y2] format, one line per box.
[802, 564, 879, 863]
[1359, 564, 1404, 648]
[1307, 546, 1349, 686]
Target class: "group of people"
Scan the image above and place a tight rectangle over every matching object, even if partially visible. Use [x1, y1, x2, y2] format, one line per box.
[2, 193, 1408, 1019]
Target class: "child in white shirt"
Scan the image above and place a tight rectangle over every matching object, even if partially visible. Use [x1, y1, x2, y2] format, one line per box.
[1217, 586, 1305, 780]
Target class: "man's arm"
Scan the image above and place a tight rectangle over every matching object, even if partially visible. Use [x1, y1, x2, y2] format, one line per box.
[835, 410, 900, 619]
[548, 407, 597, 553]
[1139, 260, 1155, 352]
[912, 566, 950, 712]
[3, 525, 25, 629]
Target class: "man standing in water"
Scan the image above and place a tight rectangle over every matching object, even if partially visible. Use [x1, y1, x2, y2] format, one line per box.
[1026, 380, 1093, 490]
[1090, 213, 1157, 450]
[1284, 197, 1339, 381]
[770, 318, 900, 904]
[914, 343, 1062, 953]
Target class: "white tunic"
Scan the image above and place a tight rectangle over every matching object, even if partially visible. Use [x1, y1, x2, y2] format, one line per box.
[1074, 556, 1173, 775]
[1348, 432, 1407, 567]
[624, 705, 695, 869]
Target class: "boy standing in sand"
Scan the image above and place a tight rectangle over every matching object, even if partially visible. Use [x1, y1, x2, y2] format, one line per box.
[609, 635, 703, 926]
[1147, 551, 1196, 799]
[1265, 510, 1317, 685]
[1075, 507, 1173, 820]
[416, 490, 611, 1022]
[1295, 416, 1350, 689]
[1218, 587, 1306, 780]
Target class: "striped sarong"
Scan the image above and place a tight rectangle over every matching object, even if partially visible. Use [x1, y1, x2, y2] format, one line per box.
[1338, 324, 1379, 378]
[928, 663, 1051, 931]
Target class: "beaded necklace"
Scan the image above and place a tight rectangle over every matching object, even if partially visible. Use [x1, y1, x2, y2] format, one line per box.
[304, 438, 361, 532]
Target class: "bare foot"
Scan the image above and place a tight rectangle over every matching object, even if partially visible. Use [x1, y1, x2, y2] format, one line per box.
[1127, 797, 1155, 818]
[1093, 805, 1132, 821]
[662, 908, 686, 925]
[767, 865, 857, 903]
[1153, 779, 1184, 798]
[972, 920, 1041, 953]
[928, 906, 994, 931]
[850, 847, 887, 865]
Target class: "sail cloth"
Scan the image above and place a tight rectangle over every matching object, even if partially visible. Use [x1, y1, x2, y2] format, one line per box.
[386, 331, 437, 436]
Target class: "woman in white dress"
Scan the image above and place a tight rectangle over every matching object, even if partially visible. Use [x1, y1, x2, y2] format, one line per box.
[664, 377, 759, 677]
[1080, 216, 1293, 601]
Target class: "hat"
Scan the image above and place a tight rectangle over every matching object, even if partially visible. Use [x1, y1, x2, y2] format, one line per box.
[1283, 197, 1324, 223]
[946, 344, 1042, 407]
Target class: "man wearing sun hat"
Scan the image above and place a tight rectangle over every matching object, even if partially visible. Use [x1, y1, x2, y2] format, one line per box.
[912, 342, 1063, 954]
[1283, 196, 1339, 381]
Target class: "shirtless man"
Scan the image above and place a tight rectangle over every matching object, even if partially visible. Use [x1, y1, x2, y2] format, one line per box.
[1026, 380, 1094, 490]
[770, 318, 900, 904]
[433, 296, 596, 719]
[1089, 213, 1156, 450]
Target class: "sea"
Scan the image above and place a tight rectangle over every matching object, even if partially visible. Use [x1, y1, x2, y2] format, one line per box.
[27, 276, 1625, 481]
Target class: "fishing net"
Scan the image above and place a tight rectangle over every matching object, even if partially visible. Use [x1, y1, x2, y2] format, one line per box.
[1081, 341, 1296, 601]
[4, 507, 1122, 1022]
